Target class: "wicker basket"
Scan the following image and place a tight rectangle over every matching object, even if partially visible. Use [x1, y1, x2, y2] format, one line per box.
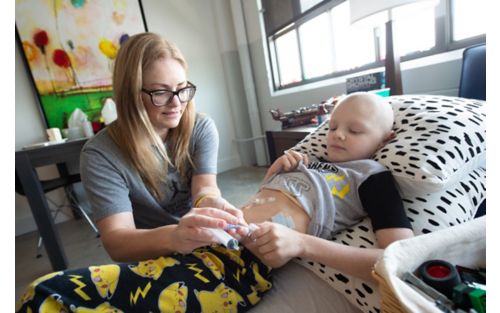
[372, 217, 485, 313]
[372, 270, 410, 313]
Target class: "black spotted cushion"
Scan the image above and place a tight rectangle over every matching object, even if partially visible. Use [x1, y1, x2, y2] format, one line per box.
[293, 95, 486, 195]
[294, 166, 486, 313]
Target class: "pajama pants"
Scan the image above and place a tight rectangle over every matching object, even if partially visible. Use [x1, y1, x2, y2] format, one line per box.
[16, 245, 272, 313]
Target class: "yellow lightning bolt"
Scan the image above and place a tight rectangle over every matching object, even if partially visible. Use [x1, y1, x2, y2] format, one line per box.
[187, 263, 210, 283]
[130, 281, 151, 305]
[331, 184, 350, 199]
[325, 174, 345, 182]
[68, 275, 91, 301]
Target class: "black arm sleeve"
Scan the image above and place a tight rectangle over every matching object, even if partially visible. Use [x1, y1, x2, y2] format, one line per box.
[358, 171, 412, 231]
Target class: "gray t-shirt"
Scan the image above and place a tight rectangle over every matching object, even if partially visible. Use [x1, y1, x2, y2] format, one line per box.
[80, 114, 218, 229]
[261, 158, 409, 239]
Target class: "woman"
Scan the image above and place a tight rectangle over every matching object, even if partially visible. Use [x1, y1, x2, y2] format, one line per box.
[17, 32, 271, 313]
[80, 32, 245, 262]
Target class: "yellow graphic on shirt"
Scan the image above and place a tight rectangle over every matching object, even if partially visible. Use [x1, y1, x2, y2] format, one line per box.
[325, 174, 345, 182]
[130, 281, 152, 305]
[16, 271, 63, 309]
[331, 184, 350, 199]
[193, 250, 225, 280]
[326, 174, 350, 199]
[39, 294, 68, 313]
[89, 264, 120, 299]
[129, 256, 179, 280]
[158, 282, 188, 313]
[69, 274, 91, 301]
[195, 282, 245, 312]
[186, 263, 210, 283]
[73, 301, 123, 313]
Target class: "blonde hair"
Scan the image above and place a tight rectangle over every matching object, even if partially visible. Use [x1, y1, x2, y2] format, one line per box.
[108, 32, 195, 200]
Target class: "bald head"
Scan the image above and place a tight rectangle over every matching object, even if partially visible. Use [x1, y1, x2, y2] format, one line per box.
[326, 92, 395, 162]
[334, 92, 394, 134]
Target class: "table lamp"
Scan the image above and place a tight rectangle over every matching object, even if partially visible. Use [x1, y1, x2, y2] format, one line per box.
[350, 0, 438, 95]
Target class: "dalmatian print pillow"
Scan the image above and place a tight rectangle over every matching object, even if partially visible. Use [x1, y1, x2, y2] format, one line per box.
[293, 95, 486, 195]
[294, 166, 485, 313]
[290, 94, 486, 313]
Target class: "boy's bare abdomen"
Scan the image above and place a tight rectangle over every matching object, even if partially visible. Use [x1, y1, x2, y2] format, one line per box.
[241, 188, 310, 233]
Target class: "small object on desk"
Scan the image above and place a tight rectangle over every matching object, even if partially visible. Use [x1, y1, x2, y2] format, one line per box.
[22, 138, 68, 150]
[269, 97, 338, 129]
[82, 120, 94, 137]
[46, 128, 62, 142]
[63, 127, 85, 140]
[102, 98, 118, 125]
[346, 72, 386, 94]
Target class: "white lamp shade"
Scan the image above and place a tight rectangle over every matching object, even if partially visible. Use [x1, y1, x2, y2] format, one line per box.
[350, 0, 437, 24]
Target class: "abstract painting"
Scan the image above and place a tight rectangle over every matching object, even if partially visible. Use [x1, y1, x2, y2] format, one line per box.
[16, 0, 148, 129]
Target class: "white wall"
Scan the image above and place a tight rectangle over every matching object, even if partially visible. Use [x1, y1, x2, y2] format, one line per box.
[15, 0, 255, 235]
[141, 0, 255, 169]
[15, 42, 66, 235]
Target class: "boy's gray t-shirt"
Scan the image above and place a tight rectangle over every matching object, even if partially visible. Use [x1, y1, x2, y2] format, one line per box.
[261, 158, 389, 239]
[80, 114, 218, 229]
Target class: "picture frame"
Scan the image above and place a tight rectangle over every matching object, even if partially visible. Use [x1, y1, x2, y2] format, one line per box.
[15, 0, 148, 130]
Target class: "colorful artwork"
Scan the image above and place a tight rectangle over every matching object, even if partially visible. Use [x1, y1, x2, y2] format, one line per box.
[16, 0, 148, 129]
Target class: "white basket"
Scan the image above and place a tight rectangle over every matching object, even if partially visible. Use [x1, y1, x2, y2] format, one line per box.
[373, 216, 486, 313]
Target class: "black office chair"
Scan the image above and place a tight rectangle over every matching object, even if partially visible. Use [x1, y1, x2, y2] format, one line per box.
[457, 43, 486, 217]
[15, 171, 99, 258]
[458, 43, 486, 100]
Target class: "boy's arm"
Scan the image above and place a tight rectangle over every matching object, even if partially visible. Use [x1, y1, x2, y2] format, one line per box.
[301, 227, 413, 282]
[244, 222, 412, 283]
[263, 150, 309, 182]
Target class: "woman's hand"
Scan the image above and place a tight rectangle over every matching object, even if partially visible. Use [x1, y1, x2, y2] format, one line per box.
[263, 150, 309, 182]
[171, 207, 241, 254]
[196, 196, 245, 224]
[194, 195, 248, 239]
[243, 222, 305, 268]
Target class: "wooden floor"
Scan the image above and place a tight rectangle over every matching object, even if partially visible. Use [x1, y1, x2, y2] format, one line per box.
[15, 166, 267, 302]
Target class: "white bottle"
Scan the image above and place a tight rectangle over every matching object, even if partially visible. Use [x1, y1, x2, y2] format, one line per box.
[101, 98, 118, 125]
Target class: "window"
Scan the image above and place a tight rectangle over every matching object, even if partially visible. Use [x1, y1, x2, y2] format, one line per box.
[451, 0, 486, 41]
[300, 0, 323, 12]
[262, 0, 486, 90]
[299, 13, 334, 79]
[330, 1, 385, 71]
[392, 1, 436, 56]
[275, 29, 302, 85]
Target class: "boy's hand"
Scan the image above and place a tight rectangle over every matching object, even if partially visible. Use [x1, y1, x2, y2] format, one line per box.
[263, 150, 309, 182]
[243, 222, 305, 268]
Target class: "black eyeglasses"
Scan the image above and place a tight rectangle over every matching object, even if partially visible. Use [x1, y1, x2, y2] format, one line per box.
[141, 81, 197, 107]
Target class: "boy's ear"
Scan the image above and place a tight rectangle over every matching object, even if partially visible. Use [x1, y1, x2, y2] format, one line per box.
[385, 130, 396, 142]
[377, 131, 396, 149]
